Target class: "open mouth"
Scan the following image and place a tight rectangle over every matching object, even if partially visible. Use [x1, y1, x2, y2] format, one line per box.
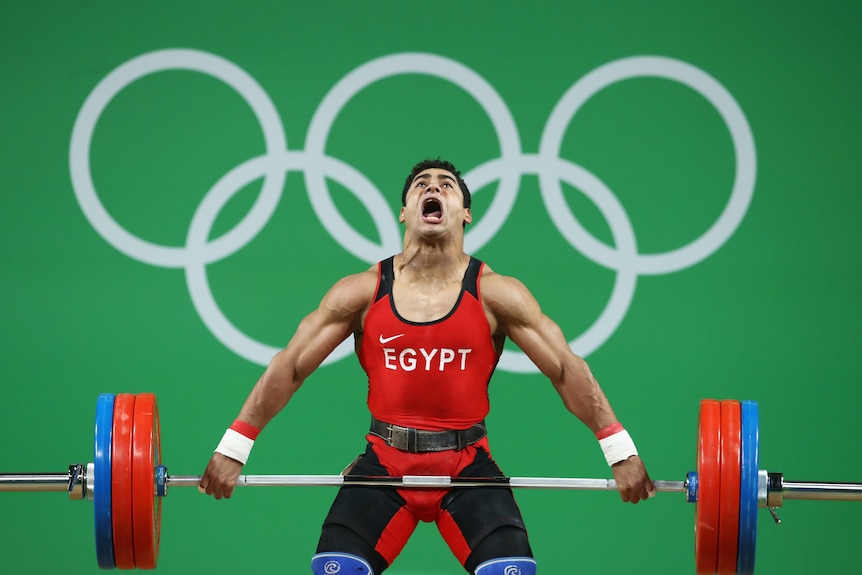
[422, 197, 443, 222]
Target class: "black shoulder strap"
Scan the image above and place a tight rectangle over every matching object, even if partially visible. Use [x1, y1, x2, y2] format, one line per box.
[374, 256, 395, 303]
[463, 257, 483, 299]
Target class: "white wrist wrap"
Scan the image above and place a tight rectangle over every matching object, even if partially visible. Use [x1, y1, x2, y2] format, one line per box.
[599, 429, 638, 466]
[215, 428, 254, 464]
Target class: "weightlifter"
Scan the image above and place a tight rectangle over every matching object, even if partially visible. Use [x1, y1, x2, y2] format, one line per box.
[198, 158, 655, 575]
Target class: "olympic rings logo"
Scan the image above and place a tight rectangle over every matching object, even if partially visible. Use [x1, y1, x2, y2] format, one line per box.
[69, 49, 756, 373]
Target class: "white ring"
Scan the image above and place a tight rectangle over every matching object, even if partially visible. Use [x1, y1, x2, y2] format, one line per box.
[69, 49, 287, 268]
[69, 50, 756, 370]
[304, 52, 523, 258]
[540, 55, 756, 274]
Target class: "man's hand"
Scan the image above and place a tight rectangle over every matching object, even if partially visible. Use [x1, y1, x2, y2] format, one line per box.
[198, 453, 244, 500]
[611, 455, 655, 503]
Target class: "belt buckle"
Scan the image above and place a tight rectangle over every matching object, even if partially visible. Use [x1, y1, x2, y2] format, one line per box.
[386, 423, 413, 451]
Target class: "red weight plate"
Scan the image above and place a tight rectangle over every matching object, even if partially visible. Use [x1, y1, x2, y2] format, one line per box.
[111, 394, 136, 569]
[152, 397, 162, 566]
[695, 399, 721, 575]
[132, 393, 162, 569]
[717, 400, 741, 575]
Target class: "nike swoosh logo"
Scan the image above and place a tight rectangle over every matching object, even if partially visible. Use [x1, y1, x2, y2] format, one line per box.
[379, 333, 405, 344]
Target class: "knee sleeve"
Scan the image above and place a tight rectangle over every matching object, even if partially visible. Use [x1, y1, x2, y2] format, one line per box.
[474, 557, 537, 575]
[311, 552, 374, 574]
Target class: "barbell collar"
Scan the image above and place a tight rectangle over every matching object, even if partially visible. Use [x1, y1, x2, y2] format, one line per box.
[67, 464, 85, 500]
[767, 471, 784, 507]
[85, 462, 95, 502]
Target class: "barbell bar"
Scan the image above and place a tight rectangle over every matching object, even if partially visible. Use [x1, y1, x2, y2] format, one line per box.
[0, 470, 689, 491]
[6, 469, 859, 498]
[4, 470, 857, 499]
[1, 393, 860, 573]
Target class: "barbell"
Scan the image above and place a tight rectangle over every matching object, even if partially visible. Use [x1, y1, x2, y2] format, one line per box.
[1, 393, 860, 573]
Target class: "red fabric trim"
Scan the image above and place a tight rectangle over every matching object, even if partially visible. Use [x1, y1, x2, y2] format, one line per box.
[230, 419, 261, 440]
[595, 422, 624, 440]
[437, 509, 472, 565]
[374, 506, 417, 564]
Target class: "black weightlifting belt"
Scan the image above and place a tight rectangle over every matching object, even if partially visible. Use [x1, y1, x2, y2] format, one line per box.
[369, 417, 487, 452]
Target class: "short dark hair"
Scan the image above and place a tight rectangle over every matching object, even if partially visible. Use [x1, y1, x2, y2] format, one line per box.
[401, 158, 471, 208]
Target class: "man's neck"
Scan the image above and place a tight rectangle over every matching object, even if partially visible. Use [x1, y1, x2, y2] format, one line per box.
[396, 239, 468, 285]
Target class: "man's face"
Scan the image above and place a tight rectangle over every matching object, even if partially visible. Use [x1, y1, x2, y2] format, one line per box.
[399, 168, 472, 232]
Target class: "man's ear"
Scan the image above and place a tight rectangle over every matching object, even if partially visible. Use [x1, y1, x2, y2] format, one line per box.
[464, 208, 472, 225]
[399, 206, 406, 224]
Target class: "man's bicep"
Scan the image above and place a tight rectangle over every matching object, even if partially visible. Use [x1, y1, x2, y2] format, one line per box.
[506, 314, 573, 379]
[285, 308, 354, 380]
[486, 276, 572, 377]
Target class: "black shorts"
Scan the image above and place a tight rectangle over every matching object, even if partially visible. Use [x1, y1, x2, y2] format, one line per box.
[316, 436, 532, 573]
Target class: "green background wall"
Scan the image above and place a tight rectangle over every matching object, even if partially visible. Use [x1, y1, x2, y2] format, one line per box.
[2, 1, 860, 573]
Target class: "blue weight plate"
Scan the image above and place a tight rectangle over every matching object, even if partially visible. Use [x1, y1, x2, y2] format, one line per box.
[94, 393, 116, 569]
[737, 400, 759, 574]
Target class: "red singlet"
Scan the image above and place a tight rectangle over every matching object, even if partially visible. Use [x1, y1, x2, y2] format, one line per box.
[358, 256, 499, 431]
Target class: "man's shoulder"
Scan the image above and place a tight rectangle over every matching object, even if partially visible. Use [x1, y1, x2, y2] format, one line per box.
[339, 265, 379, 291]
[478, 262, 523, 285]
[478, 267, 540, 327]
[323, 265, 379, 310]
[479, 265, 530, 301]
